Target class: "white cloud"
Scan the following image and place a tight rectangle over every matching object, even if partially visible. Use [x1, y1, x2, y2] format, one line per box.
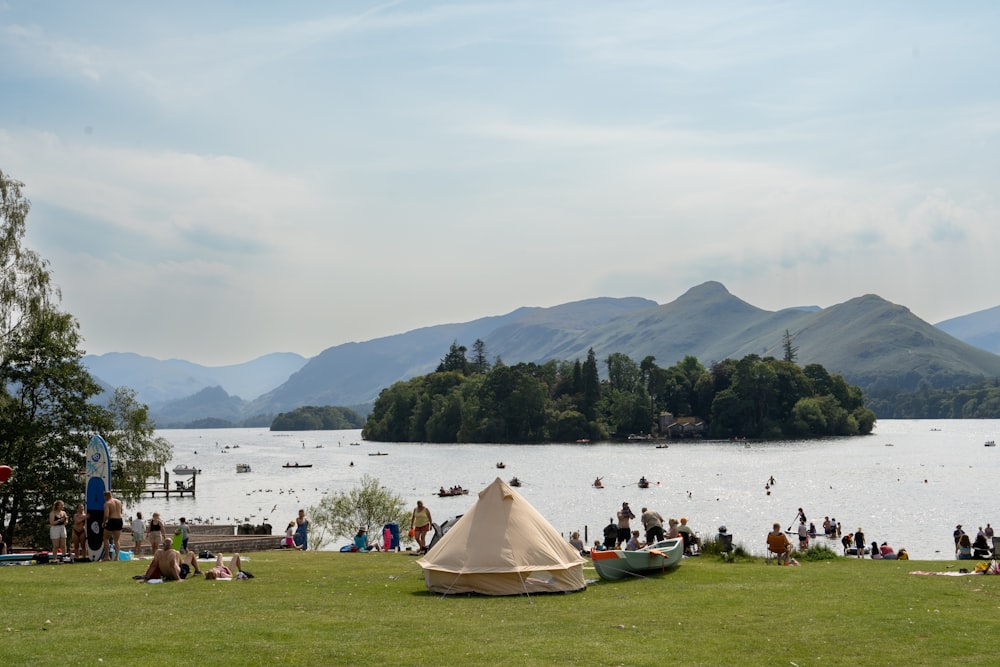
[2, 2, 999, 363]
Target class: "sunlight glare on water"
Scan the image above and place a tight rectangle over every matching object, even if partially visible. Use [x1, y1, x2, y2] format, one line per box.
[142, 419, 1000, 560]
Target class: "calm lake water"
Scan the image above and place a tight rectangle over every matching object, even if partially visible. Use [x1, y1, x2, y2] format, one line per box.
[139, 419, 1000, 560]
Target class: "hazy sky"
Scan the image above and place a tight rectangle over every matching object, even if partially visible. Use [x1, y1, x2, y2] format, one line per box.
[2, 2, 998, 366]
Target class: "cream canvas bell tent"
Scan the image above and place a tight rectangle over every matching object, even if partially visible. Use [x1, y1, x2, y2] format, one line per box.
[416, 477, 586, 595]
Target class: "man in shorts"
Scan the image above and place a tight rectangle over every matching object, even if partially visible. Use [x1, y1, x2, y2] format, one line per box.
[617, 502, 635, 549]
[102, 491, 124, 561]
[141, 540, 202, 581]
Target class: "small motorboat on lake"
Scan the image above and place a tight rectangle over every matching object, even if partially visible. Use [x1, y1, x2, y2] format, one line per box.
[590, 538, 684, 581]
[985, 440, 996, 447]
[496, 461, 506, 469]
[368, 452, 388, 456]
[437, 486, 469, 497]
[172, 464, 201, 475]
[638, 476, 650, 489]
[509, 477, 522, 487]
[282, 462, 313, 468]
[236, 463, 252, 473]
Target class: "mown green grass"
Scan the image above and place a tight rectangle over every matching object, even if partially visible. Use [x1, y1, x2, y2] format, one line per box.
[1, 550, 996, 666]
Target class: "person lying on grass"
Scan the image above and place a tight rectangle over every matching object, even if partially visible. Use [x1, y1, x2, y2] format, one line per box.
[204, 553, 251, 580]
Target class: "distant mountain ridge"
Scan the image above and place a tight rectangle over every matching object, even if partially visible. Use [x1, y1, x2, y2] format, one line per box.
[82, 352, 308, 407]
[936, 305, 1000, 355]
[81, 283, 1000, 427]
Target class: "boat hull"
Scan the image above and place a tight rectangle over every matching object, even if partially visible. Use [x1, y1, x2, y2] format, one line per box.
[590, 538, 683, 581]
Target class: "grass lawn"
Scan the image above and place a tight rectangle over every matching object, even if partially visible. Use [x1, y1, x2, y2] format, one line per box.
[1, 550, 996, 666]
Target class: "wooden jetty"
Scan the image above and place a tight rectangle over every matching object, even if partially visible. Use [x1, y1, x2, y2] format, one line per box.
[142, 470, 197, 498]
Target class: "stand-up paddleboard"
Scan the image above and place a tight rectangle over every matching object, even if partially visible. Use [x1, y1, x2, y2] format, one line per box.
[85, 435, 111, 561]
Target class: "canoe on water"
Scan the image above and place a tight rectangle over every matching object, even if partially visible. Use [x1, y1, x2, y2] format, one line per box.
[590, 538, 684, 581]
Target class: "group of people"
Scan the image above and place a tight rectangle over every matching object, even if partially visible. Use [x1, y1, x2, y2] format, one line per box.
[954, 523, 994, 560]
[590, 502, 702, 555]
[48, 491, 126, 560]
[46, 494, 312, 561]
[278, 509, 310, 550]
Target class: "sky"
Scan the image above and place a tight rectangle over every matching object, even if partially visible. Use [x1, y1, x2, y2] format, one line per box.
[2, 2, 999, 366]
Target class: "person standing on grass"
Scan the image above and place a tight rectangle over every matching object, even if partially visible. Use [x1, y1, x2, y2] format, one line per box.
[72, 504, 87, 559]
[147, 512, 166, 552]
[617, 502, 635, 549]
[410, 501, 432, 554]
[49, 500, 68, 555]
[178, 517, 191, 552]
[854, 528, 866, 558]
[602, 518, 618, 550]
[131, 511, 145, 558]
[295, 509, 309, 550]
[641, 507, 665, 544]
[102, 491, 124, 561]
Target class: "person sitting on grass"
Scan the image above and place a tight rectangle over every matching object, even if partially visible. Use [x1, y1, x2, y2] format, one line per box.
[957, 533, 974, 560]
[142, 540, 202, 581]
[767, 522, 793, 565]
[281, 521, 302, 550]
[972, 532, 992, 559]
[204, 553, 249, 580]
[353, 527, 380, 552]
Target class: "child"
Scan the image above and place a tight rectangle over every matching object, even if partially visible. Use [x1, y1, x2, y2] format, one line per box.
[282, 521, 302, 549]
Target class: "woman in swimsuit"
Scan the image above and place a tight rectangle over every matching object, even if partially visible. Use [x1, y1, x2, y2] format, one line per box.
[147, 512, 165, 553]
[48, 500, 68, 554]
[72, 504, 87, 558]
[204, 553, 245, 580]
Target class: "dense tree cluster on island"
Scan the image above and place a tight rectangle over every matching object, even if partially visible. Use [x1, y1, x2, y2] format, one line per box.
[867, 379, 1000, 419]
[361, 338, 876, 444]
[270, 405, 364, 431]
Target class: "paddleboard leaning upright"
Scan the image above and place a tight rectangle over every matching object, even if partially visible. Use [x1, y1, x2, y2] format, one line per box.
[85, 434, 112, 561]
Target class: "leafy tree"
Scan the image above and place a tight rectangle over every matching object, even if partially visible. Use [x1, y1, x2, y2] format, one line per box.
[101, 387, 172, 502]
[470, 338, 490, 375]
[581, 348, 601, 420]
[436, 340, 468, 374]
[606, 352, 641, 393]
[782, 329, 799, 363]
[0, 168, 169, 546]
[309, 474, 409, 548]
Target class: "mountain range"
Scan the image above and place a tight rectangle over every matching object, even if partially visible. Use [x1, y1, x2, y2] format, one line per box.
[81, 282, 1000, 427]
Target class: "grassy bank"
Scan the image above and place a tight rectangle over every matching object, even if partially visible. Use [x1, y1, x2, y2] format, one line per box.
[1, 550, 994, 666]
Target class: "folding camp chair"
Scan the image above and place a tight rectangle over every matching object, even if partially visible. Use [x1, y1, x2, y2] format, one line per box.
[988, 537, 1000, 574]
[765, 533, 791, 565]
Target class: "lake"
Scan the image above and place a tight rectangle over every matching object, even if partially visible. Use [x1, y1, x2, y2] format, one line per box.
[138, 419, 1000, 560]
